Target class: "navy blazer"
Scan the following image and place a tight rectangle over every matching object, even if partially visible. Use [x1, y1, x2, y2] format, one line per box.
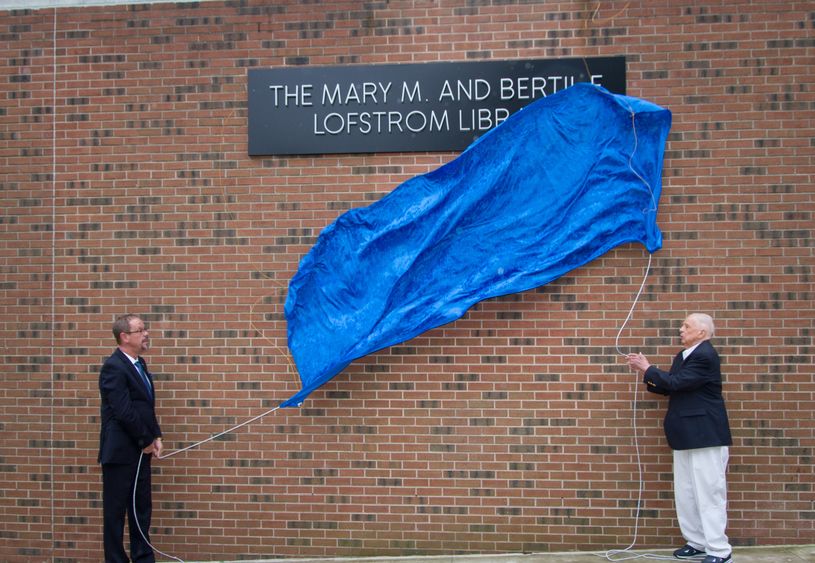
[98, 348, 162, 464]
[643, 339, 732, 451]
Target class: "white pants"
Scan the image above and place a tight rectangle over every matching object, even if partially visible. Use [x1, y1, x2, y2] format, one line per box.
[673, 446, 732, 558]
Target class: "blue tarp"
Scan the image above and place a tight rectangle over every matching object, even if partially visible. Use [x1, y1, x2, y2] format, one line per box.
[281, 83, 671, 407]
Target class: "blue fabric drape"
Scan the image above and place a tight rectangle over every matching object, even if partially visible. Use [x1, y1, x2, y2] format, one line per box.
[281, 83, 671, 407]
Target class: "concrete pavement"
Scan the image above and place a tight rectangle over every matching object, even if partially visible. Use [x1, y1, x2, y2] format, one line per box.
[202, 545, 813, 563]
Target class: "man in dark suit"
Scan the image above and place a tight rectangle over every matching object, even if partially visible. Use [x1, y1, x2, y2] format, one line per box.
[628, 313, 732, 563]
[98, 314, 163, 562]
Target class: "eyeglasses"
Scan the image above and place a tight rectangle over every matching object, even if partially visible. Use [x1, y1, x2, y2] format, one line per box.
[124, 327, 148, 334]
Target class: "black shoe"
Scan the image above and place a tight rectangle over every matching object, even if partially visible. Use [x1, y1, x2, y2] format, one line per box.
[702, 555, 732, 563]
[674, 545, 706, 559]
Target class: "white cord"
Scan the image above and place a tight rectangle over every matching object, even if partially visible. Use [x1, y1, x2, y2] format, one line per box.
[133, 453, 184, 563]
[131, 404, 282, 561]
[136, 244, 653, 562]
[615, 252, 652, 357]
[597, 252, 661, 562]
[160, 404, 280, 459]
[599, 99, 666, 561]
[595, 413, 680, 561]
[128, 93, 663, 563]
[600, 254, 693, 562]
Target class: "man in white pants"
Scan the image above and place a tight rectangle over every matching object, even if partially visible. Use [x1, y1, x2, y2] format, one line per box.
[628, 313, 733, 563]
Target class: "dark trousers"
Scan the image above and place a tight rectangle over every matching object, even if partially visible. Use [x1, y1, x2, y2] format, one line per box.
[102, 455, 155, 563]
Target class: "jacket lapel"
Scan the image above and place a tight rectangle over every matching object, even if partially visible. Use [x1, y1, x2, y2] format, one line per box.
[682, 340, 709, 363]
[115, 349, 151, 398]
[670, 351, 685, 372]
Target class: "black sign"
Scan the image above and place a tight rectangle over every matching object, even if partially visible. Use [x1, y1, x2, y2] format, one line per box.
[248, 56, 625, 156]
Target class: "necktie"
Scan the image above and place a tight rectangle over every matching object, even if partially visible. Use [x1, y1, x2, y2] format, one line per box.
[135, 360, 153, 398]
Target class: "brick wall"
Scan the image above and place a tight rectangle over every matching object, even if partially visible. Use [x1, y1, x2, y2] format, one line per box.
[1, 1, 813, 561]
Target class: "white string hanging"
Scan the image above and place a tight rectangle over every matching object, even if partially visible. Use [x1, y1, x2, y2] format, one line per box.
[131, 404, 283, 563]
[595, 93, 674, 563]
[130, 93, 664, 563]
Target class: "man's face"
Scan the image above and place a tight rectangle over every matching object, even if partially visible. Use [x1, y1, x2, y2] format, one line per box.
[121, 317, 149, 356]
[679, 316, 705, 348]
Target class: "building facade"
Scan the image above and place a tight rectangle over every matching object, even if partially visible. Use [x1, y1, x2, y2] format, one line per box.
[0, 0, 813, 561]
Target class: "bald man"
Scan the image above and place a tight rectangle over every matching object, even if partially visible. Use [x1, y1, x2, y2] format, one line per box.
[628, 313, 732, 563]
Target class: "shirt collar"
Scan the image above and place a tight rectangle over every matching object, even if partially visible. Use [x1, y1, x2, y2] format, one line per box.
[121, 349, 140, 365]
[682, 341, 702, 360]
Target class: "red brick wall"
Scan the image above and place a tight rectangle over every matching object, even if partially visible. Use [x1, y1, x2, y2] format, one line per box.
[1, 1, 813, 561]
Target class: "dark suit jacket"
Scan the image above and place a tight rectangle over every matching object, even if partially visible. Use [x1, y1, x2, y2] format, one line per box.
[98, 348, 162, 464]
[643, 339, 732, 451]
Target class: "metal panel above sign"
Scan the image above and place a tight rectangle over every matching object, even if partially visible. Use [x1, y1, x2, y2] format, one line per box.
[248, 56, 625, 156]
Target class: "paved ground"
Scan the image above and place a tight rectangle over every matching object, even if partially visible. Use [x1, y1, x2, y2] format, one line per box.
[199, 545, 813, 563]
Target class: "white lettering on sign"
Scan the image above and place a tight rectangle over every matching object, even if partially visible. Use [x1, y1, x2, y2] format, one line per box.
[321, 82, 393, 106]
[401, 81, 422, 103]
[458, 108, 511, 132]
[268, 83, 313, 107]
[439, 78, 491, 102]
[249, 57, 626, 154]
[313, 109, 451, 135]
[499, 76, 547, 100]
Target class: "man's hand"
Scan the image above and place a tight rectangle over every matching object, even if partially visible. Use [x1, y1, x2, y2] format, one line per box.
[627, 352, 651, 374]
[153, 437, 163, 459]
[143, 437, 163, 458]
